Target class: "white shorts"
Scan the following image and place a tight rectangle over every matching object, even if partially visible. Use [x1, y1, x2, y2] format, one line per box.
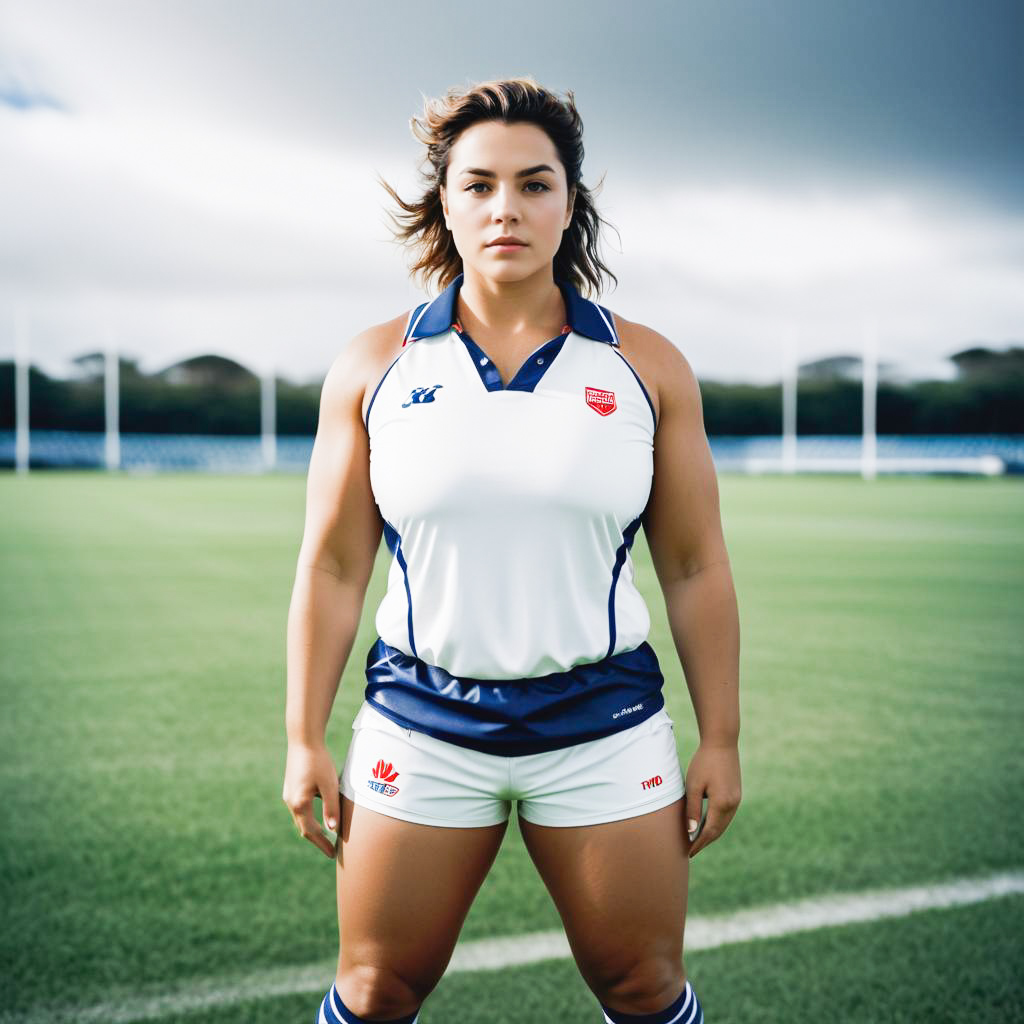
[339, 701, 685, 828]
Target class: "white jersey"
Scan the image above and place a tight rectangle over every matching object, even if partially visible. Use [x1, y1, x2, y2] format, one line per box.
[364, 272, 657, 681]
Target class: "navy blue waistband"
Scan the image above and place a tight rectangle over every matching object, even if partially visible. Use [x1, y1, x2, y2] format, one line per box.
[363, 638, 665, 756]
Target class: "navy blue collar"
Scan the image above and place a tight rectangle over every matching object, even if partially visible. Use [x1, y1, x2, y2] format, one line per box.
[404, 273, 619, 346]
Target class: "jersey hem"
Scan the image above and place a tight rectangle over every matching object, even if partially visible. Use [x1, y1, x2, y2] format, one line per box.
[364, 692, 666, 757]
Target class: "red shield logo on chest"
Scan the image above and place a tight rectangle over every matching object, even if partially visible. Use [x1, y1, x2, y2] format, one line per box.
[585, 387, 617, 416]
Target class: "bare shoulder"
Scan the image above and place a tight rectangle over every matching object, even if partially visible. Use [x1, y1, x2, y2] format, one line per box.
[612, 313, 701, 428]
[317, 311, 410, 428]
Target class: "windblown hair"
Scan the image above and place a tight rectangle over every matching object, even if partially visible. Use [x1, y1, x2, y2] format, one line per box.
[377, 77, 619, 299]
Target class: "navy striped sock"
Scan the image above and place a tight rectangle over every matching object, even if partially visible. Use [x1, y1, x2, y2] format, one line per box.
[316, 983, 420, 1024]
[600, 979, 704, 1024]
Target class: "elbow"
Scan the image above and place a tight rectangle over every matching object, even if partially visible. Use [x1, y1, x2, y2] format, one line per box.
[296, 557, 373, 591]
[295, 539, 376, 590]
[656, 549, 733, 590]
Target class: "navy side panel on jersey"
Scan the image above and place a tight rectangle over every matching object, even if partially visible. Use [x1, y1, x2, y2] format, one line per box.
[364, 637, 666, 756]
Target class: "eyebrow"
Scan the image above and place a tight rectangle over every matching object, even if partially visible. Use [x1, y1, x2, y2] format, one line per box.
[458, 164, 556, 178]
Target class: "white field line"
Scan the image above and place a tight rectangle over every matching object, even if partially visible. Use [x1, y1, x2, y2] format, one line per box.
[4, 871, 1022, 1024]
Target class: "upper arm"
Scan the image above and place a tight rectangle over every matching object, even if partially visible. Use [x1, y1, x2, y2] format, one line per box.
[296, 320, 402, 585]
[637, 328, 729, 586]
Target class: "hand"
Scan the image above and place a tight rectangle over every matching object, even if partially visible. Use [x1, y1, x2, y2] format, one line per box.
[282, 741, 341, 859]
[683, 740, 741, 859]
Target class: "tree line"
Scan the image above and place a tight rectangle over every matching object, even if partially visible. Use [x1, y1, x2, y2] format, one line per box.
[1, 346, 1021, 435]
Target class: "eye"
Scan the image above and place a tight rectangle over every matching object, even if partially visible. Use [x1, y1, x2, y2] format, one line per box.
[463, 181, 551, 193]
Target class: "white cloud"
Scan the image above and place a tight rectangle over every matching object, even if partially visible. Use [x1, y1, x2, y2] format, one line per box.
[599, 180, 1024, 381]
[0, 103, 402, 287]
[0, 100, 426, 380]
[1, 2, 1020, 386]
[3, 101, 1022, 385]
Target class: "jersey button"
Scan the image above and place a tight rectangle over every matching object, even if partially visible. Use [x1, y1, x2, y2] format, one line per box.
[479, 357, 489, 366]
[536, 357, 544, 364]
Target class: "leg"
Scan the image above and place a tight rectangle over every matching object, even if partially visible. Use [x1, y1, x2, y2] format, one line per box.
[334, 794, 508, 1020]
[518, 798, 691, 1016]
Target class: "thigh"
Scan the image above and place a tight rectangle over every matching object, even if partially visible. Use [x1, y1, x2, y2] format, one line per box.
[517, 799, 689, 980]
[336, 795, 508, 989]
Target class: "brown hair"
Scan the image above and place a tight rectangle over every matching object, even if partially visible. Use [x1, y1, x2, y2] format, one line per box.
[377, 77, 619, 299]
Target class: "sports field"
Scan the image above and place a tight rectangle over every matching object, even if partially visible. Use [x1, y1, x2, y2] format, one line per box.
[1, 471, 1022, 1023]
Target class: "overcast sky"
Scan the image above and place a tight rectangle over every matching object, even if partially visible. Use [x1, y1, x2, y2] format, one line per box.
[1, 0, 1021, 385]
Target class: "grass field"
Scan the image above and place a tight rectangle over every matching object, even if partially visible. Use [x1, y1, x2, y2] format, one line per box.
[1, 471, 1022, 1022]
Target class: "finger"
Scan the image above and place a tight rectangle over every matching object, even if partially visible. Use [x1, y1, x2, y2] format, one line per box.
[321, 779, 340, 837]
[685, 785, 707, 845]
[688, 801, 734, 859]
[296, 809, 337, 859]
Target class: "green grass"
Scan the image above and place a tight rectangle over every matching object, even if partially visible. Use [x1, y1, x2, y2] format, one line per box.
[1, 472, 1022, 1021]
[166, 894, 1024, 1024]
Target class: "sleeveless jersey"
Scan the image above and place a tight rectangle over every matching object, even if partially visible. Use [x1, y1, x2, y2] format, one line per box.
[361, 272, 665, 755]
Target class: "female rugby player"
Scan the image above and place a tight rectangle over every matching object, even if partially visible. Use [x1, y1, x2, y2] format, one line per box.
[283, 77, 741, 1024]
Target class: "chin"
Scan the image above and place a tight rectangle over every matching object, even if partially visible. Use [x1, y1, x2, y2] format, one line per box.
[473, 258, 547, 283]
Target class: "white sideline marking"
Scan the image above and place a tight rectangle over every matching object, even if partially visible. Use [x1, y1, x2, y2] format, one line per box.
[4, 871, 1022, 1024]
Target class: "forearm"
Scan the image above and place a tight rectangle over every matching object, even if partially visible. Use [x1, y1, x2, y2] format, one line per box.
[661, 560, 740, 745]
[285, 563, 368, 746]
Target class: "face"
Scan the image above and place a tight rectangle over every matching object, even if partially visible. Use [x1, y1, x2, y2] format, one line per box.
[440, 120, 576, 285]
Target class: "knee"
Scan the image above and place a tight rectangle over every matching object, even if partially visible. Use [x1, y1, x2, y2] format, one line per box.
[584, 954, 685, 1016]
[336, 962, 431, 1020]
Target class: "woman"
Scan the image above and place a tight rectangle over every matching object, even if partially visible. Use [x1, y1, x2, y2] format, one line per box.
[283, 77, 741, 1024]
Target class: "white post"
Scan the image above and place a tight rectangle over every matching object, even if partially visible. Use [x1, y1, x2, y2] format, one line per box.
[104, 329, 121, 471]
[861, 317, 877, 481]
[782, 324, 798, 475]
[15, 308, 29, 475]
[261, 366, 276, 472]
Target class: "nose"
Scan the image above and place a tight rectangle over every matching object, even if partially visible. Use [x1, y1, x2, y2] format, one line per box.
[491, 183, 521, 224]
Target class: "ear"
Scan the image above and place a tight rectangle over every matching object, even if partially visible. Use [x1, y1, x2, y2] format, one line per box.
[564, 186, 577, 230]
[440, 185, 450, 228]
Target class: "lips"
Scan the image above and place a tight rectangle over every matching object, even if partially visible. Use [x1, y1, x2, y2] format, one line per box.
[487, 238, 527, 247]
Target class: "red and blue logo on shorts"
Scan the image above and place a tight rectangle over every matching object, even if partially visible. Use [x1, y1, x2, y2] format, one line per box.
[368, 758, 400, 797]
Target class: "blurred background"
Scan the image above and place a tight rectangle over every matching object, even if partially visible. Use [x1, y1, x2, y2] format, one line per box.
[1, 0, 1021, 473]
[1, 3, 1022, 1023]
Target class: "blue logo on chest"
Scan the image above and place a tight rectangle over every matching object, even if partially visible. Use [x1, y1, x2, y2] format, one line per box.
[402, 385, 443, 408]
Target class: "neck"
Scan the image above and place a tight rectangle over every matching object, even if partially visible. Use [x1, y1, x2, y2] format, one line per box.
[456, 266, 566, 344]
